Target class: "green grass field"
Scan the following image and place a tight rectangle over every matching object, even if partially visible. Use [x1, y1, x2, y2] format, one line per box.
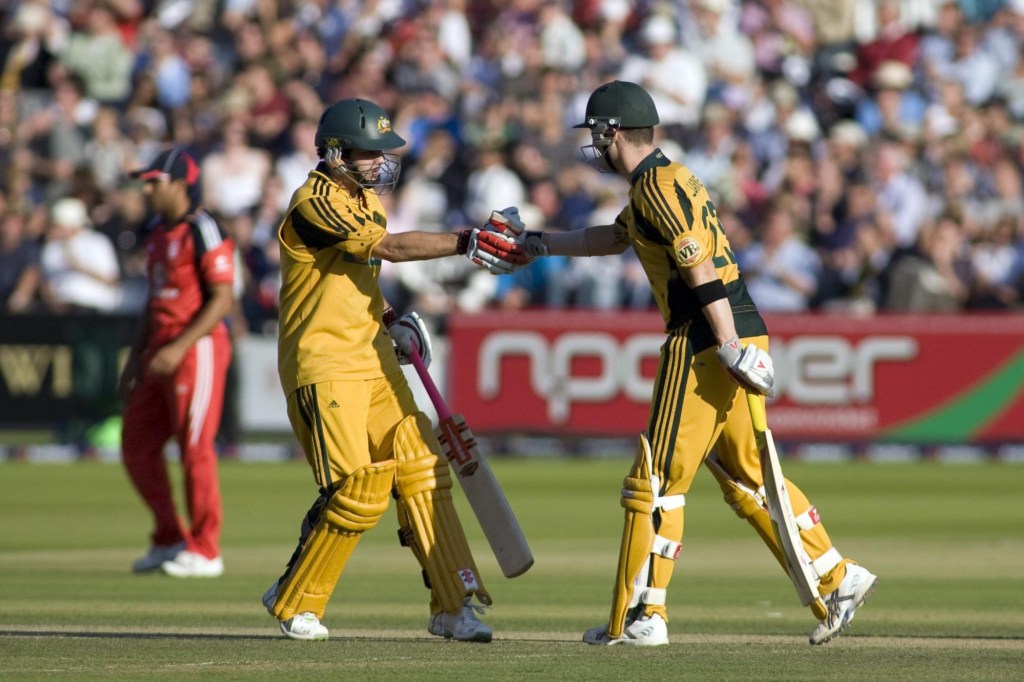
[1, 457, 1022, 680]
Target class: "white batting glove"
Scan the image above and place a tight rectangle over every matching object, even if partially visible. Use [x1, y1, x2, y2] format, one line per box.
[716, 336, 775, 396]
[484, 206, 550, 260]
[385, 310, 432, 368]
[486, 207, 525, 236]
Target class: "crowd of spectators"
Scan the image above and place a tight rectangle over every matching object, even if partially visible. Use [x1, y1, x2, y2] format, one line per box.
[2, 0, 1024, 338]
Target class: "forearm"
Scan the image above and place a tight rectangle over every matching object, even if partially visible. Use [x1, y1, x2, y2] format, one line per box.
[540, 224, 627, 257]
[373, 231, 464, 263]
[701, 298, 739, 346]
[167, 286, 233, 350]
[683, 259, 737, 346]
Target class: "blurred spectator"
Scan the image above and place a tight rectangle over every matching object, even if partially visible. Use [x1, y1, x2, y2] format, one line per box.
[39, 197, 122, 314]
[691, 0, 757, 109]
[60, 3, 134, 105]
[739, 200, 821, 312]
[140, 26, 191, 111]
[619, 14, 707, 137]
[538, 1, 587, 73]
[945, 23, 1001, 106]
[886, 210, 973, 311]
[464, 144, 526, 225]
[0, 2, 67, 106]
[854, 60, 927, 139]
[274, 118, 319, 211]
[25, 73, 96, 202]
[201, 119, 271, 218]
[739, 0, 816, 84]
[0, 210, 41, 313]
[849, 0, 919, 89]
[243, 63, 291, 153]
[84, 106, 136, 192]
[872, 139, 928, 250]
[686, 103, 739, 197]
[970, 215, 1024, 309]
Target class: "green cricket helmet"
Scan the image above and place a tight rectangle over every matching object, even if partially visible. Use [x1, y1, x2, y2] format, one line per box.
[574, 80, 660, 130]
[315, 98, 406, 151]
[315, 99, 405, 192]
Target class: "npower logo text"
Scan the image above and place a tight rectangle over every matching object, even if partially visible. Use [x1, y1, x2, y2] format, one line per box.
[478, 331, 918, 424]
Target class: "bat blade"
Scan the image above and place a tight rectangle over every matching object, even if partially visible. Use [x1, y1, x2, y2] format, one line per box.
[436, 413, 534, 578]
[747, 394, 827, 618]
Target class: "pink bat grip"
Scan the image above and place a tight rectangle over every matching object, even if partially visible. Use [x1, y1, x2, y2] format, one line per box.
[408, 347, 452, 421]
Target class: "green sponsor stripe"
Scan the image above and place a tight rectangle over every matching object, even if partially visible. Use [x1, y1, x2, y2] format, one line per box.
[881, 349, 1024, 442]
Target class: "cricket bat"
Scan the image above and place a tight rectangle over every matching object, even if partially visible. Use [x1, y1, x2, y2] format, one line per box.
[747, 392, 829, 620]
[409, 350, 534, 578]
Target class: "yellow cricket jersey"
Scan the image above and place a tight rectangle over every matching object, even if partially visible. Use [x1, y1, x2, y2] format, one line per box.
[614, 149, 767, 350]
[277, 163, 402, 394]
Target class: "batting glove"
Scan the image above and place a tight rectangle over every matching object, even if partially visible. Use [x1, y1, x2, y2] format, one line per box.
[483, 206, 549, 259]
[716, 336, 775, 397]
[486, 207, 525, 237]
[459, 227, 529, 274]
[384, 309, 432, 368]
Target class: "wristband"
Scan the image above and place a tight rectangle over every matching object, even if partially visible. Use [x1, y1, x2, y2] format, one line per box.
[692, 280, 728, 307]
[456, 229, 471, 255]
[382, 306, 398, 327]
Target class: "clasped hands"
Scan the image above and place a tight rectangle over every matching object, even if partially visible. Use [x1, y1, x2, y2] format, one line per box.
[463, 207, 537, 274]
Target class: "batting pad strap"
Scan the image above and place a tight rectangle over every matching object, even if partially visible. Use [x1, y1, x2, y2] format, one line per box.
[633, 587, 667, 607]
[650, 474, 685, 511]
[811, 548, 843, 579]
[394, 413, 490, 612]
[795, 506, 821, 531]
[652, 535, 682, 560]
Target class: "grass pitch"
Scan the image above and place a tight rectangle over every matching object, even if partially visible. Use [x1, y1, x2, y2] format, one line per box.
[1, 457, 1022, 680]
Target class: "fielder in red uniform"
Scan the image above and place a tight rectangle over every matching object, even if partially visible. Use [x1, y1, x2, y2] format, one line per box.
[119, 148, 236, 578]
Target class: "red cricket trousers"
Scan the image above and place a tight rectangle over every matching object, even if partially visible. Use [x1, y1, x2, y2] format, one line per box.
[121, 327, 231, 559]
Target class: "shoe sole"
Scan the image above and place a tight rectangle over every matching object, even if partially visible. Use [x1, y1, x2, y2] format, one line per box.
[583, 630, 668, 646]
[161, 569, 224, 578]
[431, 628, 492, 643]
[279, 623, 328, 641]
[811, 575, 879, 645]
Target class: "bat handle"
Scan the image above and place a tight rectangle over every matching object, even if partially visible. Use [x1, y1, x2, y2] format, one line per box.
[746, 392, 768, 432]
[408, 347, 453, 421]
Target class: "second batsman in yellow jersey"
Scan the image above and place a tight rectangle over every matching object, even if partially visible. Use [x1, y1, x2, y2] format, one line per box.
[509, 80, 877, 647]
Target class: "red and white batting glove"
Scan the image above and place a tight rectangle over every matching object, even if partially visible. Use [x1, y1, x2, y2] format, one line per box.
[384, 308, 432, 368]
[486, 207, 525, 237]
[458, 227, 529, 274]
[483, 206, 549, 259]
[716, 336, 775, 396]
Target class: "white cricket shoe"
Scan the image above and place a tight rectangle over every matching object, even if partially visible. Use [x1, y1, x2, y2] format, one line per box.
[279, 612, 329, 641]
[132, 542, 185, 573]
[262, 578, 329, 641]
[809, 564, 878, 645]
[428, 596, 493, 643]
[583, 613, 669, 646]
[276, 606, 327, 638]
[160, 550, 224, 578]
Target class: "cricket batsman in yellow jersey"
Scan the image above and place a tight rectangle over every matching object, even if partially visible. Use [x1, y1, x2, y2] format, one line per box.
[508, 81, 877, 646]
[260, 98, 526, 642]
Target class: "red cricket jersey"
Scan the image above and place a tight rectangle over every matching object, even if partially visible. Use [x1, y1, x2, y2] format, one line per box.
[144, 210, 235, 347]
